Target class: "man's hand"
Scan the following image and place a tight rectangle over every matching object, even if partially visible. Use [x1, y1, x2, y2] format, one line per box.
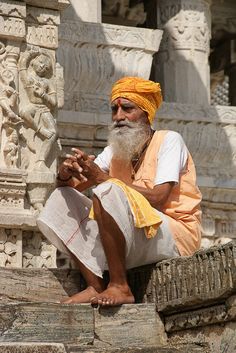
[58, 155, 86, 183]
[71, 148, 109, 185]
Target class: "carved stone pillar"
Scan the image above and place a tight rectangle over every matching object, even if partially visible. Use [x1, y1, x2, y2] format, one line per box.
[153, 0, 211, 105]
[0, 0, 69, 268]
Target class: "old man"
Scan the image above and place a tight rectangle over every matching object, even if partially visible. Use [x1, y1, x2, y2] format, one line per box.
[37, 76, 202, 306]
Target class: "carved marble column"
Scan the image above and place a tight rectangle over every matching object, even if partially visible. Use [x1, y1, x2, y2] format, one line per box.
[153, 0, 211, 105]
[0, 0, 69, 268]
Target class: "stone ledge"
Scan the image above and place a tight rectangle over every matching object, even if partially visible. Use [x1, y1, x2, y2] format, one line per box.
[0, 343, 209, 353]
[126, 241, 236, 313]
[67, 344, 209, 353]
[164, 296, 236, 332]
[153, 241, 236, 313]
[0, 242, 235, 315]
[0, 268, 85, 304]
[0, 343, 66, 353]
[0, 303, 93, 345]
[0, 303, 164, 348]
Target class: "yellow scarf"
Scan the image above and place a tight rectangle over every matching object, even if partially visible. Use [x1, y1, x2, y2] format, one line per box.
[89, 178, 162, 238]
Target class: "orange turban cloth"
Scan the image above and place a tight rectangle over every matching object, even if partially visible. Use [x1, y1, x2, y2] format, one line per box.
[111, 76, 162, 124]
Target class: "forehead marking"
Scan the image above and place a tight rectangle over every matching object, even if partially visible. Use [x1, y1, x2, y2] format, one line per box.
[117, 98, 122, 106]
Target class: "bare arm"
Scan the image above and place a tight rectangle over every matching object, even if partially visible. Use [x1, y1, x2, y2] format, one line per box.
[127, 182, 175, 211]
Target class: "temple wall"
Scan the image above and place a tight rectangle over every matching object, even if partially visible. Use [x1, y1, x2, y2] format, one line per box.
[0, 0, 70, 268]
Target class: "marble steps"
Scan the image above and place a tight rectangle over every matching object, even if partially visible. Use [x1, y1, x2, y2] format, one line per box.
[0, 343, 207, 353]
[0, 267, 211, 353]
[0, 302, 169, 350]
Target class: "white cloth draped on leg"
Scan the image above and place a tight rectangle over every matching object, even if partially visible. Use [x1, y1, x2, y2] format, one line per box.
[37, 183, 179, 278]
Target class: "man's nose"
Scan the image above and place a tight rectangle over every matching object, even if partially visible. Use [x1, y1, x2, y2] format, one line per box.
[115, 106, 126, 121]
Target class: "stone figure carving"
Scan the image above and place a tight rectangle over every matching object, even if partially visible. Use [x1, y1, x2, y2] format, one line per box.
[19, 47, 57, 172]
[3, 129, 19, 168]
[0, 67, 22, 169]
[0, 68, 20, 124]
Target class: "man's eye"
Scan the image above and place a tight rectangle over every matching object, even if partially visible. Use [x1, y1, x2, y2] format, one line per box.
[111, 106, 118, 113]
[122, 106, 132, 112]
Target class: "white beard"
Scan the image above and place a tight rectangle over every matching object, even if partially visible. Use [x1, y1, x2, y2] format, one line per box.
[108, 119, 152, 162]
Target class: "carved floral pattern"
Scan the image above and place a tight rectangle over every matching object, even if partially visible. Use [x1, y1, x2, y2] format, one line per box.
[0, 228, 22, 267]
[23, 231, 57, 268]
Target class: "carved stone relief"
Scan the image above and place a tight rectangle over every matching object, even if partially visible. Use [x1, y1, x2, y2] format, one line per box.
[0, 0, 68, 268]
[154, 241, 236, 313]
[0, 41, 22, 170]
[22, 230, 57, 268]
[0, 228, 22, 267]
[18, 46, 58, 173]
[165, 303, 231, 332]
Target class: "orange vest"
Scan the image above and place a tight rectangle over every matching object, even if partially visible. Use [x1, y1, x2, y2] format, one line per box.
[109, 130, 202, 256]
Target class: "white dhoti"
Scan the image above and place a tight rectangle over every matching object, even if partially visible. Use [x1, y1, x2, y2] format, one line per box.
[37, 183, 179, 278]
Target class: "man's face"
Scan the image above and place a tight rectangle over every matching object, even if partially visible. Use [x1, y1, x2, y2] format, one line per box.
[108, 97, 151, 160]
[111, 98, 149, 125]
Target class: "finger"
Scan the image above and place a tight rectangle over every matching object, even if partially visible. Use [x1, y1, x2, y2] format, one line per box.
[66, 153, 77, 162]
[88, 155, 96, 161]
[71, 148, 88, 160]
[63, 161, 73, 170]
[72, 161, 83, 173]
[79, 174, 88, 182]
[79, 158, 92, 168]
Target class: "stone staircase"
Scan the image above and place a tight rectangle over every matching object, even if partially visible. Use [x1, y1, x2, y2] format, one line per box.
[0, 242, 235, 353]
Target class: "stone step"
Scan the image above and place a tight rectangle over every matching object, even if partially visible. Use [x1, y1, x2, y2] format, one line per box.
[0, 343, 66, 353]
[0, 302, 93, 345]
[0, 303, 165, 348]
[0, 342, 207, 353]
[0, 343, 209, 353]
[1, 240, 236, 315]
[0, 268, 84, 304]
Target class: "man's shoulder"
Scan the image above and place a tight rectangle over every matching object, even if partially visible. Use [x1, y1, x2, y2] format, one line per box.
[155, 130, 184, 144]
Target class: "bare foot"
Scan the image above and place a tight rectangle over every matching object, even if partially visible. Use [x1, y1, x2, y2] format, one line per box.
[90, 284, 135, 307]
[61, 286, 101, 304]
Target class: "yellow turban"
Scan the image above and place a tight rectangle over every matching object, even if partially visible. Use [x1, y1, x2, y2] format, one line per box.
[111, 76, 162, 124]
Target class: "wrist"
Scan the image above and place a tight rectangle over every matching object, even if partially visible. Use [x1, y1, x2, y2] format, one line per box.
[96, 174, 110, 185]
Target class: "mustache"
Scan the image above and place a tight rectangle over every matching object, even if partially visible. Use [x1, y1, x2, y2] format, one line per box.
[109, 120, 137, 131]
